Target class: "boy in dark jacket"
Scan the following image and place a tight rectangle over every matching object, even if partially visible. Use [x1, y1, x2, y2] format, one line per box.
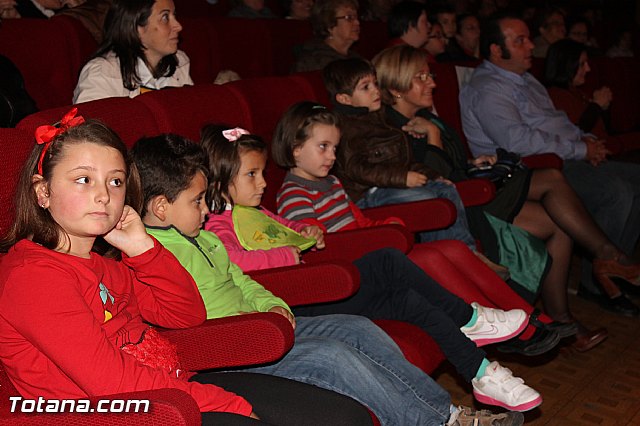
[323, 58, 508, 278]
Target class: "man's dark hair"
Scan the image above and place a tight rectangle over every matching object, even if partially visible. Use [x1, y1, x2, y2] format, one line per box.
[323, 58, 376, 103]
[480, 13, 520, 60]
[131, 133, 207, 218]
[387, 1, 426, 39]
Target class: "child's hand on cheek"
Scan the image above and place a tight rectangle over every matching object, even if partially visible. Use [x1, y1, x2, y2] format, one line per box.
[269, 306, 296, 330]
[301, 226, 325, 249]
[103, 205, 154, 257]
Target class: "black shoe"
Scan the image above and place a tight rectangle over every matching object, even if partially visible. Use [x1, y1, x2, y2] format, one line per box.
[496, 327, 561, 356]
[577, 287, 640, 317]
[528, 309, 578, 338]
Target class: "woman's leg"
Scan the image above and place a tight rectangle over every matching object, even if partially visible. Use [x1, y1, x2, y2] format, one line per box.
[513, 200, 574, 322]
[193, 372, 373, 426]
[242, 315, 452, 426]
[526, 168, 619, 260]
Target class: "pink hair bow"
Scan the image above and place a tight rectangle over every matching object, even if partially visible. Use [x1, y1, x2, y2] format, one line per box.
[34, 108, 85, 175]
[222, 127, 250, 142]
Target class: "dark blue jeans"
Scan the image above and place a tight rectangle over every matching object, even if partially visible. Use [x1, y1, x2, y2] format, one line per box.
[294, 248, 484, 383]
[241, 314, 452, 425]
[355, 181, 477, 250]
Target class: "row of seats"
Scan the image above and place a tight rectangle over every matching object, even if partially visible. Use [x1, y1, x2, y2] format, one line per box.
[9, 45, 635, 424]
[1, 63, 568, 384]
[3, 13, 640, 135]
[0, 15, 386, 111]
[2, 72, 453, 397]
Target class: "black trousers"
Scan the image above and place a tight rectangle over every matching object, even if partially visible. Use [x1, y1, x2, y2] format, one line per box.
[191, 372, 373, 426]
[294, 248, 485, 382]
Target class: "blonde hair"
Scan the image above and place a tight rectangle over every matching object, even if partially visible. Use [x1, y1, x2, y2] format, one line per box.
[372, 45, 429, 105]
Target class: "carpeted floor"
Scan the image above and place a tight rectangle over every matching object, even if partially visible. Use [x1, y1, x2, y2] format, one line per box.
[434, 258, 640, 425]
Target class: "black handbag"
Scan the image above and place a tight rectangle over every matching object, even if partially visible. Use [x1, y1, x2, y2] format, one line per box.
[465, 148, 527, 189]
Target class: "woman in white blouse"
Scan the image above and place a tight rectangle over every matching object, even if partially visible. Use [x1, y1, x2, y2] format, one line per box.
[73, 0, 192, 104]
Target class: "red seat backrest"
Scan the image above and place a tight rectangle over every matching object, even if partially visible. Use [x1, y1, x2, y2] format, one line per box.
[225, 76, 318, 211]
[0, 19, 78, 110]
[225, 75, 316, 141]
[135, 84, 252, 143]
[211, 18, 274, 78]
[353, 21, 389, 60]
[0, 128, 34, 239]
[595, 57, 640, 133]
[264, 19, 314, 76]
[17, 97, 160, 148]
[178, 18, 220, 85]
[51, 15, 99, 75]
[290, 71, 332, 107]
[430, 61, 473, 156]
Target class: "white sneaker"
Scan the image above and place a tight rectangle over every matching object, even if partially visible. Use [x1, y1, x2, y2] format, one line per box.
[460, 303, 527, 347]
[472, 361, 542, 412]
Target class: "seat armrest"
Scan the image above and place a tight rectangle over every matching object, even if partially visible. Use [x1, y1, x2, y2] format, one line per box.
[522, 153, 563, 169]
[455, 179, 496, 207]
[363, 198, 457, 233]
[160, 313, 294, 371]
[249, 260, 360, 307]
[303, 224, 413, 263]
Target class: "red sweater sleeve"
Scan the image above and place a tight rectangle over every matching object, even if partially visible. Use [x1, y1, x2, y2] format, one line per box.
[0, 244, 252, 415]
[125, 237, 207, 328]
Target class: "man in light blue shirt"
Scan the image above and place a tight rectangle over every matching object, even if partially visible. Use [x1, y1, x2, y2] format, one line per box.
[459, 15, 640, 316]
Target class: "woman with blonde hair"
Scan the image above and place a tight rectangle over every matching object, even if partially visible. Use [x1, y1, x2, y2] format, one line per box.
[374, 45, 640, 351]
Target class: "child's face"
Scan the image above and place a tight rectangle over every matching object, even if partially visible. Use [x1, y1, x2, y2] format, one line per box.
[342, 74, 381, 112]
[437, 12, 456, 39]
[40, 142, 126, 250]
[229, 150, 267, 207]
[164, 171, 209, 237]
[292, 124, 340, 181]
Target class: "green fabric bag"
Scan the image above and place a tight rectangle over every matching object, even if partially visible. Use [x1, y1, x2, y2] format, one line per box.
[232, 205, 316, 251]
[484, 213, 549, 297]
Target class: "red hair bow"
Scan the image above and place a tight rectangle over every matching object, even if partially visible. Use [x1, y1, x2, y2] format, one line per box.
[35, 108, 85, 175]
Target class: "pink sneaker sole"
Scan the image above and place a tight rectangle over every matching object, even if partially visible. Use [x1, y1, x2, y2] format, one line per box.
[473, 390, 543, 412]
[472, 316, 528, 347]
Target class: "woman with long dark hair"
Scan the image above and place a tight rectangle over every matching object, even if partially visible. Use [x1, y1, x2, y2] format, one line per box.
[73, 0, 192, 104]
